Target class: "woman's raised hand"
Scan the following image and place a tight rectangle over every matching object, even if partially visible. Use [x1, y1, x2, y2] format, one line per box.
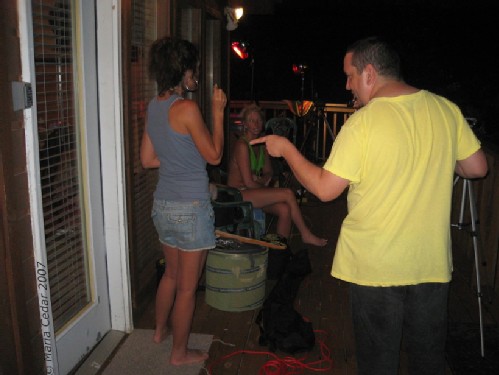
[212, 84, 227, 112]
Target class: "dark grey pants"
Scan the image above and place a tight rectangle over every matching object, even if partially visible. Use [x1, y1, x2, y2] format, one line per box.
[351, 282, 449, 375]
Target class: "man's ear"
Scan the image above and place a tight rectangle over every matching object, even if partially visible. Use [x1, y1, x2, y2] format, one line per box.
[365, 64, 376, 86]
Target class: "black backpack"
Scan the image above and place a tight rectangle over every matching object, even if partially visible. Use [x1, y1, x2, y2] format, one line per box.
[256, 248, 315, 354]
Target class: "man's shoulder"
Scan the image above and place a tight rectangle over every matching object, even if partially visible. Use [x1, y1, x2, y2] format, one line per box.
[419, 90, 461, 112]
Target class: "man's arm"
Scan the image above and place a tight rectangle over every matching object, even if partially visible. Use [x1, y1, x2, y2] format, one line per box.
[455, 149, 488, 179]
[251, 135, 349, 201]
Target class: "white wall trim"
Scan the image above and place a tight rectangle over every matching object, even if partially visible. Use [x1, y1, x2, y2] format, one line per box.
[96, 0, 133, 332]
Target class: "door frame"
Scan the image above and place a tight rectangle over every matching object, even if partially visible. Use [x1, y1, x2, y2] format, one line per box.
[18, 0, 132, 373]
[96, 0, 133, 333]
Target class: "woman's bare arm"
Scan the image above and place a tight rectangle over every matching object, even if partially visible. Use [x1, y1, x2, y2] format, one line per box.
[172, 85, 226, 165]
[258, 148, 274, 186]
[140, 127, 160, 168]
[231, 140, 264, 188]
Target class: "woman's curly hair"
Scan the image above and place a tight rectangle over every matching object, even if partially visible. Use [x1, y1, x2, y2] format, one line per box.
[148, 36, 199, 95]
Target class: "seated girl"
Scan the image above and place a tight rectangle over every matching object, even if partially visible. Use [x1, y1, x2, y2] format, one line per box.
[227, 104, 327, 247]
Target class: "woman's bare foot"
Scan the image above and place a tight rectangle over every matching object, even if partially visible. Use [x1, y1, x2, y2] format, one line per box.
[153, 327, 168, 344]
[170, 349, 208, 366]
[302, 232, 328, 247]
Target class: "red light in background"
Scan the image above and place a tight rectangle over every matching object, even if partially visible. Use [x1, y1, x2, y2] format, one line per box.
[292, 63, 308, 75]
[231, 41, 249, 60]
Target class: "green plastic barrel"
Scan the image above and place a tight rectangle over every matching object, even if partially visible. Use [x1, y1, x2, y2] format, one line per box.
[206, 240, 268, 312]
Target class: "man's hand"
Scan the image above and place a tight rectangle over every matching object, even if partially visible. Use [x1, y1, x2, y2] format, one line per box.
[252, 134, 349, 202]
[250, 135, 293, 158]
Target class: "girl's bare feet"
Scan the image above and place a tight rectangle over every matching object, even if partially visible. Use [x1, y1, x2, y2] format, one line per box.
[170, 349, 208, 366]
[153, 327, 168, 344]
[302, 232, 328, 247]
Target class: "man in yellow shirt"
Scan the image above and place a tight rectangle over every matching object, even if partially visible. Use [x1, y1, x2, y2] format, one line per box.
[252, 36, 488, 374]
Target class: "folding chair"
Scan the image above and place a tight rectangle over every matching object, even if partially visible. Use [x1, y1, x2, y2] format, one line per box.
[212, 184, 265, 239]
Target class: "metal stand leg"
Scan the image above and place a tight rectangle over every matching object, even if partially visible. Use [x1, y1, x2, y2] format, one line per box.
[309, 108, 335, 163]
[452, 176, 486, 357]
[264, 119, 310, 234]
[320, 114, 335, 161]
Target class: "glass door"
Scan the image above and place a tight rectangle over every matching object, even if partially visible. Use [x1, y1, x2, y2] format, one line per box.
[30, 1, 110, 373]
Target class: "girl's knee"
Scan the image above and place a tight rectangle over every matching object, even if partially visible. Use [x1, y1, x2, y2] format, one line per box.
[275, 202, 290, 217]
[283, 188, 295, 200]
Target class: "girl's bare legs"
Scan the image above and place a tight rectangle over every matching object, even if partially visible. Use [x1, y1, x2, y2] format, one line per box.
[154, 245, 208, 365]
[242, 187, 327, 246]
[169, 249, 208, 366]
[153, 244, 177, 343]
[264, 202, 292, 237]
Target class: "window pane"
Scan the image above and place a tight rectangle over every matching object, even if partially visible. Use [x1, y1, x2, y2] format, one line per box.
[32, 0, 90, 333]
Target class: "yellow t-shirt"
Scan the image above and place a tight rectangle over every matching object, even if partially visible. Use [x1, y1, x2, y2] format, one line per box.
[323, 90, 481, 286]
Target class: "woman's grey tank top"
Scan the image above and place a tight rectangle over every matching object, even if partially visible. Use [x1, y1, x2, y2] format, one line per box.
[146, 95, 209, 201]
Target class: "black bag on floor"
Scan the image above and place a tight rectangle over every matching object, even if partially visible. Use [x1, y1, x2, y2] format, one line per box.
[256, 248, 315, 354]
[261, 234, 291, 280]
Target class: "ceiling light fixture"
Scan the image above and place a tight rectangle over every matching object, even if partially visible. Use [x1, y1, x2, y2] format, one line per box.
[225, 7, 244, 31]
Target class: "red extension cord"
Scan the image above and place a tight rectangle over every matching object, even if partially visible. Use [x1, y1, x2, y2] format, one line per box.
[206, 330, 333, 375]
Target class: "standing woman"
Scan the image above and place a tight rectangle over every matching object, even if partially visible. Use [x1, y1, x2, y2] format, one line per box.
[140, 36, 226, 366]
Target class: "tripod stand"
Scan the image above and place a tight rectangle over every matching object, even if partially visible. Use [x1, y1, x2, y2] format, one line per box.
[300, 104, 335, 164]
[451, 176, 486, 357]
[276, 104, 335, 209]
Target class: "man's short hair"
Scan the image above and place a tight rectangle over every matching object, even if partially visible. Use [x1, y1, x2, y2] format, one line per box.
[347, 36, 402, 79]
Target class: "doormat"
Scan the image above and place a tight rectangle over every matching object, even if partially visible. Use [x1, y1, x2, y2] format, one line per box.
[101, 329, 213, 375]
[446, 323, 499, 375]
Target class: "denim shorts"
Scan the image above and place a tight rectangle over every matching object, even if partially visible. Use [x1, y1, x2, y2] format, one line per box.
[151, 199, 216, 251]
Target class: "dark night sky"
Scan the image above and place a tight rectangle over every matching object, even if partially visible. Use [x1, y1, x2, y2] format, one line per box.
[230, 0, 498, 138]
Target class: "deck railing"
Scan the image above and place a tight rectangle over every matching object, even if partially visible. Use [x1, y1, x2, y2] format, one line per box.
[228, 100, 355, 162]
[229, 100, 354, 134]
